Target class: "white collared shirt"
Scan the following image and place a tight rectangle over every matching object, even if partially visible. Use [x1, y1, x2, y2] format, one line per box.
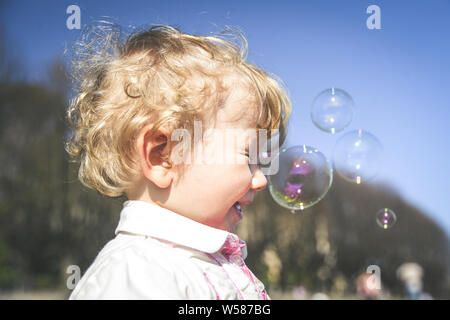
[69, 200, 269, 300]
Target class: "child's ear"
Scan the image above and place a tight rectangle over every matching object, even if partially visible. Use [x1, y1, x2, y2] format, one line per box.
[136, 124, 174, 188]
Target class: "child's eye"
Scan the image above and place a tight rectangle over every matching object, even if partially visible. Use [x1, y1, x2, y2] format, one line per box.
[241, 149, 249, 157]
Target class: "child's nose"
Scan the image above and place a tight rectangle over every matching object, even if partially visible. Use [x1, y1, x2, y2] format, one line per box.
[251, 166, 267, 191]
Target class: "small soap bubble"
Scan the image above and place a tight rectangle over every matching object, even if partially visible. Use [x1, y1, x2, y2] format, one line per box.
[333, 129, 383, 184]
[268, 145, 333, 211]
[376, 208, 397, 229]
[311, 87, 354, 134]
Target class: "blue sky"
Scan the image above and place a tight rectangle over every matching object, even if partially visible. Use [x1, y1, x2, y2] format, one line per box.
[2, 0, 450, 234]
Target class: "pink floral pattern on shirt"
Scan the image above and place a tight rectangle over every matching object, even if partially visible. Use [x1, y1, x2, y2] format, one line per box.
[216, 234, 268, 300]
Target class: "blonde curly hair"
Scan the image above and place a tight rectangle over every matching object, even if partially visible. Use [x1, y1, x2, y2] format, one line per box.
[65, 23, 291, 198]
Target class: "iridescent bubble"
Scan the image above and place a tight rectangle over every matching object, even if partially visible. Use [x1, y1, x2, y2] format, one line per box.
[376, 208, 397, 229]
[311, 87, 354, 134]
[333, 129, 383, 184]
[268, 145, 333, 211]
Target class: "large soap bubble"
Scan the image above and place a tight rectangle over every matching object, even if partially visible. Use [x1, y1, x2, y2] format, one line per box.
[333, 129, 383, 184]
[268, 145, 333, 211]
[311, 87, 354, 134]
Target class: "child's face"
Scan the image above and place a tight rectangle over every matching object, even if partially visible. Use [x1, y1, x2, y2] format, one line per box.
[168, 84, 268, 233]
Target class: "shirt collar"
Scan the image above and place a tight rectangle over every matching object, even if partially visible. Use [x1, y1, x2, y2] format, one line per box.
[115, 200, 247, 258]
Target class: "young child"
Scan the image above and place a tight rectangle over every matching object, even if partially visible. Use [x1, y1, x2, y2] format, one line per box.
[66, 24, 291, 299]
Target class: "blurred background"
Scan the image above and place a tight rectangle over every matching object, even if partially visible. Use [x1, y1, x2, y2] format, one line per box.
[0, 0, 449, 299]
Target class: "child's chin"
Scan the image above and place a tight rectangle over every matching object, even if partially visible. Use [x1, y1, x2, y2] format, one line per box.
[225, 208, 242, 233]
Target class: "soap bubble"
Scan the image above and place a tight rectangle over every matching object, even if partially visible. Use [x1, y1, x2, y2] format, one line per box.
[311, 87, 354, 134]
[333, 129, 383, 184]
[376, 208, 397, 229]
[268, 145, 333, 211]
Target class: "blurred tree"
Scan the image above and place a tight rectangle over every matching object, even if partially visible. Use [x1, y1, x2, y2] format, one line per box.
[240, 174, 450, 298]
[0, 35, 123, 292]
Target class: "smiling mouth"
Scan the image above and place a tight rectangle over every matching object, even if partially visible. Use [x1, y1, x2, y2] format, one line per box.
[233, 202, 243, 218]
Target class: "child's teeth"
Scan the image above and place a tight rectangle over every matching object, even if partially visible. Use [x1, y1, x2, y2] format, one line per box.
[234, 202, 243, 218]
